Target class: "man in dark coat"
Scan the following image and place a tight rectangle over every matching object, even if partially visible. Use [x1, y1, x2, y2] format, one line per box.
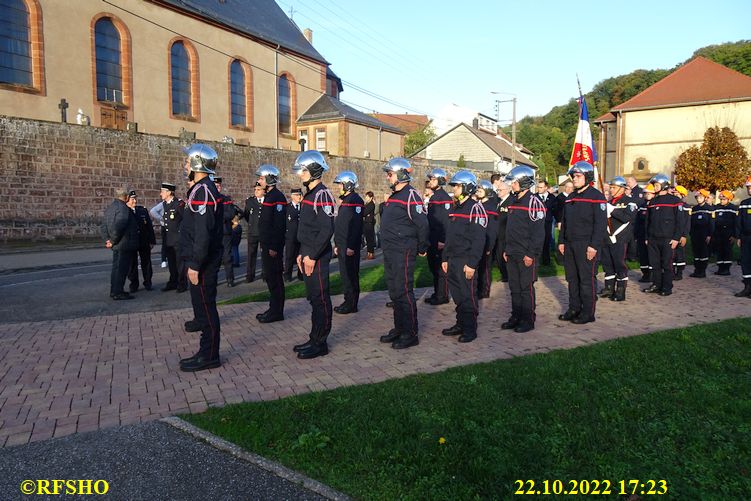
[126, 190, 156, 292]
[284, 188, 303, 281]
[333, 171, 364, 314]
[255, 165, 287, 323]
[101, 187, 139, 300]
[243, 183, 264, 282]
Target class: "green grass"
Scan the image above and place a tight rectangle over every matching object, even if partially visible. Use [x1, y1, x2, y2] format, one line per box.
[184, 318, 751, 499]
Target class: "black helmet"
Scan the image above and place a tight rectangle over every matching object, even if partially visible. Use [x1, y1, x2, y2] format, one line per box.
[448, 170, 478, 197]
[567, 161, 594, 184]
[504, 165, 536, 191]
[293, 150, 329, 180]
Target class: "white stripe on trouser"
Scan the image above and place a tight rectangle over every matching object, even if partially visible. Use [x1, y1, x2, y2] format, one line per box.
[616, 277, 628, 281]
[604, 275, 616, 280]
[673, 262, 686, 266]
[743, 274, 751, 278]
[694, 257, 709, 261]
[717, 261, 733, 264]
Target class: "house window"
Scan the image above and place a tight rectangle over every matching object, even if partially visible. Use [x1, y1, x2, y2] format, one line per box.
[316, 127, 326, 151]
[229, 59, 246, 127]
[94, 17, 123, 104]
[170, 41, 192, 117]
[278, 74, 291, 134]
[299, 129, 309, 150]
[0, 0, 32, 86]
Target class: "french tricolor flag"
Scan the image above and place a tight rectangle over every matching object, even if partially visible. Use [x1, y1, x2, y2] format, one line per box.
[569, 95, 597, 166]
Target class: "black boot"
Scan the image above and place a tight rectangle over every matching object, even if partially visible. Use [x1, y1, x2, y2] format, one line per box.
[639, 270, 651, 283]
[501, 317, 519, 330]
[598, 281, 615, 298]
[180, 354, 220, 372]
[558, 309, 580, 321]
[392, 334, 419, 349]
[297, 342, 329, 359]
[379, 329, 401, 343]
[674, 266, 683, 281]
[690, 261, 706, 278]
[611, 281, 627, 302]
[441, 324, 463, 336]
[734, 279, 751, 297]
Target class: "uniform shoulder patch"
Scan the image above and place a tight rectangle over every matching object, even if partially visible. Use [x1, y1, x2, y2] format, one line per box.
[600, 203, 606, 211]
[277, 205, 283, 212]
[415, 204, 423, 214]
[355, 206, 361, 214]
[445, 203, 451, 210]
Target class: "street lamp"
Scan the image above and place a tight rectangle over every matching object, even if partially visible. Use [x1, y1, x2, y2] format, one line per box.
[491, 92, 517, 172]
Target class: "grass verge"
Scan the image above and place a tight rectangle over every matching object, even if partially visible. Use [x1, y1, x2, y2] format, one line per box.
[183, 318, 751, 499]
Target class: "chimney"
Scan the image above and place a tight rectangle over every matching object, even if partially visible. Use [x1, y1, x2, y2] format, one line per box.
[472, 118, 479, 129]
[303, 28, 313, 44]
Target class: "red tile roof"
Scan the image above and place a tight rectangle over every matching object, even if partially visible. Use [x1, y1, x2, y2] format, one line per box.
[611, 56, 751, 111]
[369, 114, 430, 134]
[594, 112, 615, 123]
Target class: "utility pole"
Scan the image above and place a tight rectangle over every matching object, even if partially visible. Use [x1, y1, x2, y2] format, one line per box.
[491, 92, 517, 172]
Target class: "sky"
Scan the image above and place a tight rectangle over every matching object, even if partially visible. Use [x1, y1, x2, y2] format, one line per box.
[275, 0, 750, 122]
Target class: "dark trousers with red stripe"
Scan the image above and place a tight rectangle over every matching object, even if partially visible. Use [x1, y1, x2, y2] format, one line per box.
[563, 241, 598, 319]
[476, 249, 492, 298]
[338, 249, 361, 309]
[262, 246, 285, 315]
[601, 241, 628, 289]
[448, 257, 478, 336]
[507, 254, 536, 325]
[384, 247, 418, 337]
[222, 234, 234, 284]
[648, 239, 674, 293]
[189, 257, 221, 359]
[303, 250, 332, 345]
[426, 245, 449, 301]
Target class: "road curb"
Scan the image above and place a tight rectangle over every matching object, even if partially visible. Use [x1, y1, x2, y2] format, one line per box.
[161, 416, 352, 501]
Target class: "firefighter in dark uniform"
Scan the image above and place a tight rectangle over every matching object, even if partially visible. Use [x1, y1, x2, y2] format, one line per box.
[160, 182, 184, 291]
[536, 179, 558, 265]
[494, 181, 512, 282]
[424, 168, 452, 305]
[127, 191, 156, 292]
[598, 177, 637, 301]
[501, 166, 546, 332]
[671, 185, 690, 280]
[440, 171, 487, 343]
[284, 188, 303, 282]
[689, 188, 713, 278]
[290, 150, 336, 359]
[363, 191, 377, 259]
[178, 144, 224, 372]
[735, 177, 751, 296]
[254, 165, 287, 323]
[378, 158, 429, 349]
[475, 180, 498, 299]
[558, 161, 607, 324]
[642, 174, 683, 296]
[214, 177, 239, 287]
[243, 183, 264, 282]
[636, 183, 655, 282]
[712, 190, 738, 276]
[333, 171, 364, 314]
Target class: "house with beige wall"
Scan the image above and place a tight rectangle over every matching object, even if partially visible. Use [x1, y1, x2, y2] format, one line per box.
[0, 0, 401, 156]
[595, 57, 751, 183]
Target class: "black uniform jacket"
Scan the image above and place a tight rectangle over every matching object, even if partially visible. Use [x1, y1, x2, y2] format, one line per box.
[381, 184, 429, 254]
[713, 203, 738, 237]
[605, 194, 637, 244]
[221, 193, 239, 236]
[335, 192, 364, 251]
[559, 185, 608, 251]
[243, 196, 263, 237]
[134, 205, 156, 248]
[286, 201, 301, 241]
[496, 194, 512, 248]
[363, 200, 376, 225]
[297, 182, 335, 261]
[690, 202, 714, 238]
[162, 197, 184, 247]
[736, 198, 751, 237]
[482, 195, 499, 249]
[427, 187, 452, 246]
[259, 187, 287, 253]
[504, 190, 546, 258]
[443, 197, 487, 269]
[646, 193, 683, 241]
[180, 177, 224, 271]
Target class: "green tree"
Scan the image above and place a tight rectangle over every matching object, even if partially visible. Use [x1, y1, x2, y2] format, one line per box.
[689, 40, 751, 77]
[404, 124, 437, 157]
[674, 126, 750, 192]
[457, 154, 466, 168]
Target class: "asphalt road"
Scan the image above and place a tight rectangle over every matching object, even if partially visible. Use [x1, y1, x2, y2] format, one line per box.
[0, 243, 381, 324]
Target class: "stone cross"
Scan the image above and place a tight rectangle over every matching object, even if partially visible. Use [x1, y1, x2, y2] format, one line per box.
[58, 98, 69, 123]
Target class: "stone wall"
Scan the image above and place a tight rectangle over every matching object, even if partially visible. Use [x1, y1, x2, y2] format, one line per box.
[0, 116, 486, 243]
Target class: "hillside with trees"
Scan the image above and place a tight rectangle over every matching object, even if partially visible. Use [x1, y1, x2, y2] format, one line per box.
[512, 40, 751, 183]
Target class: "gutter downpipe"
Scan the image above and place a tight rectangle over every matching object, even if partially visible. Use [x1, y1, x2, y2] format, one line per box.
[274, 44, 280, 149]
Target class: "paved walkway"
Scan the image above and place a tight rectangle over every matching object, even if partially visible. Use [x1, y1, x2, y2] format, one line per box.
[1, 269, 748, 447]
